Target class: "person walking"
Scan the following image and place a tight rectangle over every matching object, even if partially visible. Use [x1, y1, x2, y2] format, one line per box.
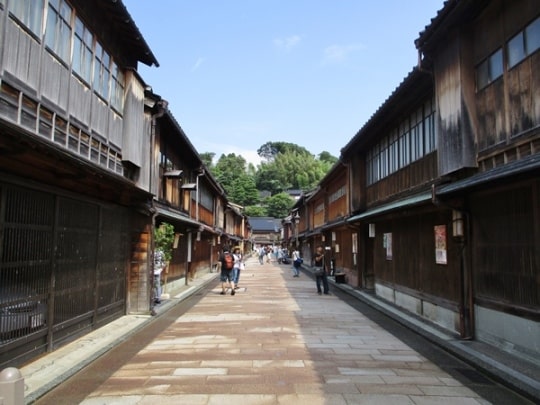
[258, 246, 265, 265]
[219, 245, 236, 295]
[266, 246, 272, 263]
[277, 247, 283, 264]
[291, 246, 302, 277]
[313, 245, 329, 295]
[232, 246, 243, 288]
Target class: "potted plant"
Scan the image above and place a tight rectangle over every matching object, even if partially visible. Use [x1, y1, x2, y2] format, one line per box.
[154, 222, 175, 301]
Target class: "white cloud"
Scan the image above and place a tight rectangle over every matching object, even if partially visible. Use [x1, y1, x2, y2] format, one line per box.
[273, 35, 302, 51]
[322, 43, 365, 64]
[198, 140, 262, 168]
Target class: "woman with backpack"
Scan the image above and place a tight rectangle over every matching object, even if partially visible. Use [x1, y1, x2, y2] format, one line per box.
[219, 246, 236, 295]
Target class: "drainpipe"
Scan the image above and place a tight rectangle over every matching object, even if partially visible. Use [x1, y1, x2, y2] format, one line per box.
[149, 99, 168, 313]
[149, 99, 169, 196]
[195, 168, 205, 222]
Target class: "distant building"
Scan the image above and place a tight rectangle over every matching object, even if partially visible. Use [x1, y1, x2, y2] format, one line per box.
[248, 217, 281, 246]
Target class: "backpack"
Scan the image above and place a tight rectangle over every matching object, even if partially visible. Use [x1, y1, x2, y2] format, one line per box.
[223, 252, 234, 269]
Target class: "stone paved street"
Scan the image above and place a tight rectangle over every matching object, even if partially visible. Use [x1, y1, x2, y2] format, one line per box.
[35, 256, 529, 405]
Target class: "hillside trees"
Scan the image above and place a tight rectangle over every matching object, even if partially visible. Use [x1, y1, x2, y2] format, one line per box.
[212, 153, 260, 207]
[203, 142, 336, 216]
[255, 142, 333, 194]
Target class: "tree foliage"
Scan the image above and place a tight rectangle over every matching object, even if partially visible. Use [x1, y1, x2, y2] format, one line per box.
[256, 149, 331, 194]
[199, 152, 215, 168]
[265, 192, 294, 218]
[243, 205, 267, 217]
[154, 222, 175, 262]
[210, 153, 260, 207]
[318, 151, 338, 166]
[257, 141, 311, 162]
[200, 143, 337, 218]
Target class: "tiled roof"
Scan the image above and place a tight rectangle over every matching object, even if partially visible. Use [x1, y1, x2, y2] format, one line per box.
[248, 217, 281, 232]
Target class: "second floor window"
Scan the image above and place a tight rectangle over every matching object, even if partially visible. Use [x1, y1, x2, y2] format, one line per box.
[476, 49, 503, 90]
[73, 16, 93, 84]
[507, 16, 540, 69]
[45, 0, 72, 63]
[110, 62, 124, 112]
[367, 97, 436, 185]
[8, 0, 44, 36]
[93, 43, 110, 101]
[8, 1, 125, 116]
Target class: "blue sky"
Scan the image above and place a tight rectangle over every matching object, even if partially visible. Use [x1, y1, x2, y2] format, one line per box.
[123, 0, 444, 166]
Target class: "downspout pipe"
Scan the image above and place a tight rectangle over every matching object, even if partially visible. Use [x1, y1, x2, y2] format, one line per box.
[149, 99, 169, 197]
[195, 168, 205, 222]
[149, 99, 168, 314]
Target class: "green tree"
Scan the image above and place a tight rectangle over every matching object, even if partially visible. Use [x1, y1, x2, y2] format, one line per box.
[244, 205, 267, 217]
[318, 151, 338, 166]
[211, 153, 261, 207]
[255, 149, 328, 194]
[265, 192, 294, 218]
[257, 141, 311, 162]
[154, 222, 175, 262]
[199, 152, 215, 169]
[213, 153, 247, 193]
[229, 175, 260, 207]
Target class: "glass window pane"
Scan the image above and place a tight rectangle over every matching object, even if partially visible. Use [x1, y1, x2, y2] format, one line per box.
[525, 17, 540, 55]
[507, 32, 525, 68]
[476, 59, 489, 89]
[73, 36, 82, 73]
[9, 0, 44, 35]
[489, 49, 503, 80]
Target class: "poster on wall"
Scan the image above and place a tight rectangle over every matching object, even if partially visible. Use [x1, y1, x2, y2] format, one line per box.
[383, 233, 392, 260]
[434, 225, 447, 264]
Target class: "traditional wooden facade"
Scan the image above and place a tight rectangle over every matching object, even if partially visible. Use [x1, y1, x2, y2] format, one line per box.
[299, 163, 351, 278]
[418, 0, 540, 355]
[150, 108, 225, 293]
[338, 0, 539, 355]
[223, 202, 249, 253]
[0, 0, 159, 367]
[342, 67, 456, 333]
[0, 0, 244, 369]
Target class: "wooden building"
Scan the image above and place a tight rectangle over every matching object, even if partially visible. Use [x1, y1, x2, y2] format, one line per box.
[248, 217, 281, 248]
[150, 107, 225, 294]
[337, 0, 539, 356]
[299, 163, 351, 278]
[418, 0, 540, 355]
[0, 0, 245, 369]
[0, 0, 159, 367]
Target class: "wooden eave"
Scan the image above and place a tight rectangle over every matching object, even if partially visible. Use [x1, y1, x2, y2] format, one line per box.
[0, 120, 151, 208]
[69, 0, 159, 68]
[340, 67, 433, 159]
[414, 0, 490, 56]
[160, 111, 225, 196]
[319, 160, 347, 188]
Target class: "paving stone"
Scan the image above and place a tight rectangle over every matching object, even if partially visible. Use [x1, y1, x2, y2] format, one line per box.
[35, 258, 512, 404]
